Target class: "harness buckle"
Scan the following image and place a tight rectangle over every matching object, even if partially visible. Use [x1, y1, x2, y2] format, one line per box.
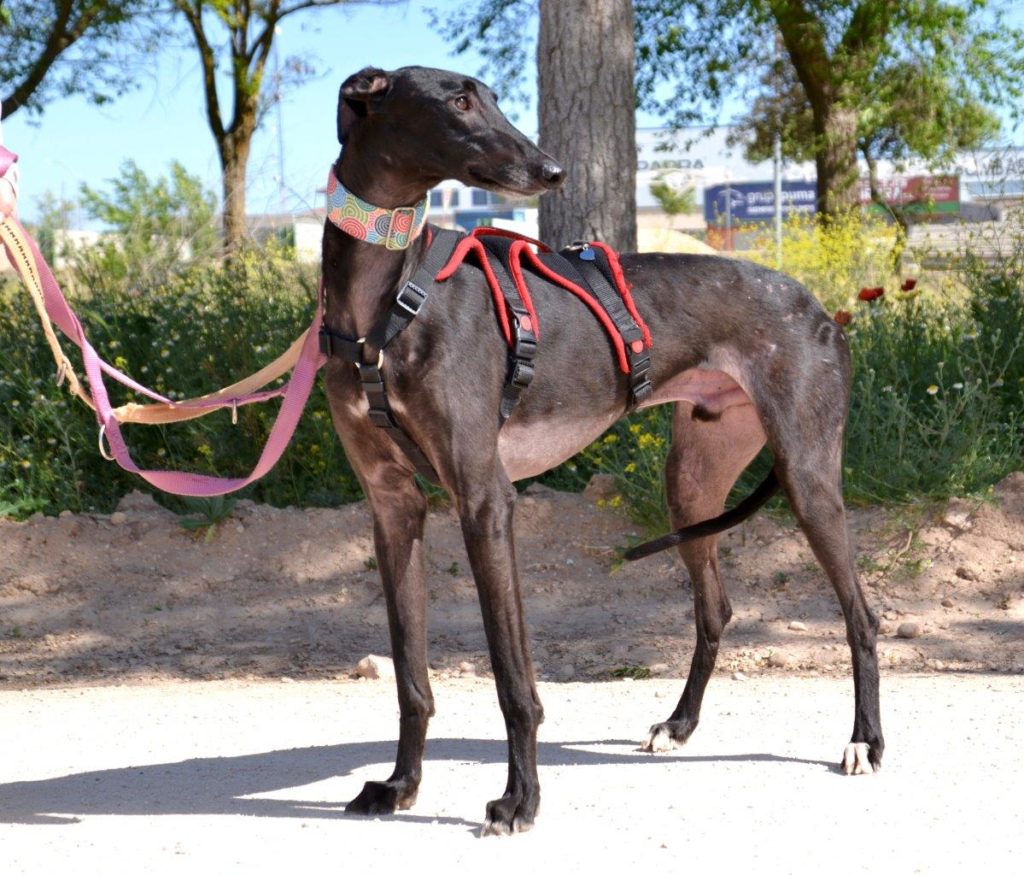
[395, 281, 427, 317]
[509, 360, 535, 390]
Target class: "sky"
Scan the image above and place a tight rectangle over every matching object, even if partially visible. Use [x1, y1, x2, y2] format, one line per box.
[4, 1, 559, 227]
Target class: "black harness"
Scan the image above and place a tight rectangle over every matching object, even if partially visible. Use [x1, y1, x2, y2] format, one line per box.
[319, 227, 652, 485]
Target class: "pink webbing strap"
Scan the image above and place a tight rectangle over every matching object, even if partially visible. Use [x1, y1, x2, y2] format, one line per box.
[2, 216, 325, 497]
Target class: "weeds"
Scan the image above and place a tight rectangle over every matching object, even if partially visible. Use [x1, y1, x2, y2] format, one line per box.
[179, 495, 238, 542]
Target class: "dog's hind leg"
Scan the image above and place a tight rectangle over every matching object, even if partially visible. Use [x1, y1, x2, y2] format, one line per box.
[343, 458, 435, 815]
[749, 324, 883, 774]
[455, 466, 543, 835]
[643, 402, 765, 752]
[774, 445, 884, 774]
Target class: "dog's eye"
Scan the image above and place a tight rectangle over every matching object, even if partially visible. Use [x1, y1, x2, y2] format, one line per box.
[453, 94, 471, 112]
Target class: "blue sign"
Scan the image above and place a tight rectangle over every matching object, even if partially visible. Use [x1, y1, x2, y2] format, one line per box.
[704, 181, 817, 226]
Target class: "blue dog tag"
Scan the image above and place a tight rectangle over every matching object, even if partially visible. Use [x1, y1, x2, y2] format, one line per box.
[579, 248, 596, 261]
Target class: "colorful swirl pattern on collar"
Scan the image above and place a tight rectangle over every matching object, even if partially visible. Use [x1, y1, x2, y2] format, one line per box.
[325, 167, 429, 250]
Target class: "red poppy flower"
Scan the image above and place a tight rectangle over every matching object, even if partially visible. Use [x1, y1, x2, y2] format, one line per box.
[900, 278, 917, 291]
[858, 286, 885, 302]
[833, 310, 852, 326]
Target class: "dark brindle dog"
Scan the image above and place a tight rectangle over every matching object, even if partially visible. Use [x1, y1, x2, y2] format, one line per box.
[322, 65, 882, 835]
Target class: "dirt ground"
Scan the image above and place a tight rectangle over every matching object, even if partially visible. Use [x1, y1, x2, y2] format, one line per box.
[2, 473, 1023, 688]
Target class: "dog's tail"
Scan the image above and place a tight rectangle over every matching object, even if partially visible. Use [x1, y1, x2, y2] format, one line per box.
[623, 470, 781, 561]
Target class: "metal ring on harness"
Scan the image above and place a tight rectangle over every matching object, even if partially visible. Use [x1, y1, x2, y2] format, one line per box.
[97, 424, 115, 462]
[356, 337, 384, 369]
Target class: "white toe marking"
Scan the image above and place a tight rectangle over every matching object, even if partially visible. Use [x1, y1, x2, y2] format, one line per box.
[642, 726, 678, 753]
[842, 742, 876, 775]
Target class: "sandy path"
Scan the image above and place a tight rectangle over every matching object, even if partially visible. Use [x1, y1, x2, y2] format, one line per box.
[1, 675, 1021, 872]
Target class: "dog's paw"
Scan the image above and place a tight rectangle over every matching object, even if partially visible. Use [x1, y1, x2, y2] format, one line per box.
[346, 779, 417, 816]
[479, 793, 538, 837]
[841, 742, 881, 775]
[641, 719, 696, 753]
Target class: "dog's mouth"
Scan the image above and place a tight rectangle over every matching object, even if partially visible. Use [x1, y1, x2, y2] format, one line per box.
[466, 167, 548, 198]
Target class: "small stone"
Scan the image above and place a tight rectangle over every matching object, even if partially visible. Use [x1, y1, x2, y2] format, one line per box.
[555, 664, 576, 682]
[116, 490, 163, 514]
[356, 654, 396, 681]
[955, 566, 980, 582]
[943, 500, 973, 531]
[788, 621, 808, 632]
[941, 597, 954, 608]
[897, 621, 922, 639]
[582, 473, 619, 502]
[458, 660, 476, 676]
[59, 509, 73, 519]
[523, 481, 554, 496]
[768, 651, 791, 668]
[279, 676, 295, 683]
[109, 511, 128, 526]
[648, 662, 670, 676]
[732, 671, 748, 681]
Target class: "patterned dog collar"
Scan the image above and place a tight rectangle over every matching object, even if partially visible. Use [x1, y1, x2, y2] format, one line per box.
[325, 166, 429, 250]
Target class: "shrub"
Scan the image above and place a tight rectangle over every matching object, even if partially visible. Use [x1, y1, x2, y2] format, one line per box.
[0, 243, 361, 516]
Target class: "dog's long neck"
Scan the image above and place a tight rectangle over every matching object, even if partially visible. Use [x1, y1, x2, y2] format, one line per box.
[321, 156, 431, 341]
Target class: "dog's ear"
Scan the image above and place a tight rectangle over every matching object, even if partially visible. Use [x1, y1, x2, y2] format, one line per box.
[337, 67, 391, 144]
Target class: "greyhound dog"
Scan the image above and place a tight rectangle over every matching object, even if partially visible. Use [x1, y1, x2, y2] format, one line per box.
[322, 65, 882, 835]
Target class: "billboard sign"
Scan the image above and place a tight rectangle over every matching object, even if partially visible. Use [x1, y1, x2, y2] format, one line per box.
[859, 175, 960, 217]
[704, 181, 818, 226]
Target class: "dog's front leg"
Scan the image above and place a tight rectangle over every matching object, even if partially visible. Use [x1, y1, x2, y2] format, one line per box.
[457, 471, 543, 835]
[345, 463, 434, 816]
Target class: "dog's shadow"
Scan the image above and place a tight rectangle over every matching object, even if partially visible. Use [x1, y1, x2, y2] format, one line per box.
[0, 738, 832, 827]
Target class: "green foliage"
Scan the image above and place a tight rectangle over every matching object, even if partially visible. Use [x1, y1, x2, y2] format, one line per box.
[0, 244, 361, 517]
[0, 0, 156, 116]
[648, 174, 696, 218]
[74, 160, 219, 293]
[437, 1, 1024, 212]
[29, 190, 77, 265]
[612, 665, 652, 679]
[179, 495, 237, 542]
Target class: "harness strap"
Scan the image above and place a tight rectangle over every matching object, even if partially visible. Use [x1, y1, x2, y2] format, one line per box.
[319, 227, 463, 485]
[560, 245, 653, 406]
[474, 234, 540, 424]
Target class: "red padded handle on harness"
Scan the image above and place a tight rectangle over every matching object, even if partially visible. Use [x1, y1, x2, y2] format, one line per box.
[436, 236, 516, 345]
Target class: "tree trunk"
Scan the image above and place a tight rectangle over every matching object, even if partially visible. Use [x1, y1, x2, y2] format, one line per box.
[219, 132, 251, 255]
[814, 102, 860, 217]
[537, 0, 636, 251]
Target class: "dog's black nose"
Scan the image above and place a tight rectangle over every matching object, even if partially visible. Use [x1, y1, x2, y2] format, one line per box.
[541, 161, 565, 186]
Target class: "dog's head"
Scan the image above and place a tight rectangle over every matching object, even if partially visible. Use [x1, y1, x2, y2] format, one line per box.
[337, 65, 564, 198]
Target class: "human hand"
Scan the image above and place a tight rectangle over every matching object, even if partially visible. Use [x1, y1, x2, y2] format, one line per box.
[0, 178, 15, 220]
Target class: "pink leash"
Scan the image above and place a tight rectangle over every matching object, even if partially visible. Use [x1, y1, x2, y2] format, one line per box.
[0, 208, 326, 497]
